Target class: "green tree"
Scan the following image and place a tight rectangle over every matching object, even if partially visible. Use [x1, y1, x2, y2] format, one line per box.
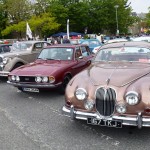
[48, 0, 135, 35]
[29, 13, 61, 37]
[85, 0, 134, 35]
[0, 0, 8, 38]
[145, 7, 150, 27]
[2, 13, 61, 38]
[67, 2, 89, 33]
[32, 0, 50, 15]
[5, 0, 32, 23]
[47, 3, 69, 32]
[1, 0, 139, 38]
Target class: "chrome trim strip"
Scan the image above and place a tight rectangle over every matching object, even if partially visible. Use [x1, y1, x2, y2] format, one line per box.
[62, 105, 150, 128]
[7, 81, 62, 88]
[0, 71, 10, 76]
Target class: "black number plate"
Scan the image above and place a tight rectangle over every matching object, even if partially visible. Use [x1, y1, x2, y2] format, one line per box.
[87, 118, 122, 128]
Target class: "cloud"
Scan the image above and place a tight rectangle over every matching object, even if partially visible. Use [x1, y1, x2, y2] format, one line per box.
[128, 0, 150, 13]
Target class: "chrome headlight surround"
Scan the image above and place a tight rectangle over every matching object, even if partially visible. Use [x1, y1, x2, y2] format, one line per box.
[35, 76, 42, 83]
[75, 88, 87, 101]
[16, 76, 20, 82]
[3, 57, 11, 65]
[11, 75, 16, 81]
[116, 103, 127, 114]
[42, 76, 49, 83]
[84, 100, 95, 111]
[125, 91, 140, 106]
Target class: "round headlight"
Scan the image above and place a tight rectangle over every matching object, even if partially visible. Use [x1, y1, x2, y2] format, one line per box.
[42, 76, 48, 83]
[125, 91, 139, 105]
[3, 58, 8, 64]
[16, 76, 20, 82]
[116, 103, 126, 114]
[11, 75, 16, 81]
[84, 100, 94, 110]
[49, 76, 55, 83]
[75, 88, 87, 101]
[35, 76, 42, 83]
[3, 57, 11, 64]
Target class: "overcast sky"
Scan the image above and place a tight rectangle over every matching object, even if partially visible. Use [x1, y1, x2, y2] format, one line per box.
[128, 0, 150, 13]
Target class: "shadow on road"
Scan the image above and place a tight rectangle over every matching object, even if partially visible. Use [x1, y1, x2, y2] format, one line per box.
[0, 77, 8, 83]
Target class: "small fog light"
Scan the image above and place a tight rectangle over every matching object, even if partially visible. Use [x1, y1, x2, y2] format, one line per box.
[116, 104, 126, 114]
[84, 100, 94, 111]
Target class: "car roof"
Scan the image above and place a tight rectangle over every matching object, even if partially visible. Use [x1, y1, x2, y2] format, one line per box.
[46, 44, 88, 48]
[106, 38, 128, 44]
[15, 40, 47, 44]
[0, 44, 12, 46]
[80, 39, 99, 41]
[132, 36, 150, 42]
[100, 41, 150, 49]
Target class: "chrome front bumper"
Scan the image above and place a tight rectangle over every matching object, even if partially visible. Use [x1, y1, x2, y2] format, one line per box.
[0, 71, 10, 77]
[7, 81, 62, 88]
[62, 105, 150, 128]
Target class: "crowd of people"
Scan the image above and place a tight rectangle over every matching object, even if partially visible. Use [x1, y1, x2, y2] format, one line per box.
[47, 36, 71, 45]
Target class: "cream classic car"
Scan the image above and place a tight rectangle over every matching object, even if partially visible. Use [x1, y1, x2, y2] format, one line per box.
[0, 40, 50, 77]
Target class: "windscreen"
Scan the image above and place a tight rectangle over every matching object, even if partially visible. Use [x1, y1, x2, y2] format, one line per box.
[94, 47, 150, 63]
[38, 47, 74, 60]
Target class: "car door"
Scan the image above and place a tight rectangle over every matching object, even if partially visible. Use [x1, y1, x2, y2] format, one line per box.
[80, 45, 93, 68]
[72, 46, 90, 74]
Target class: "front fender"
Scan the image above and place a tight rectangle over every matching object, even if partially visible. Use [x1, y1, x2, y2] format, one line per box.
[4, 57, 27, 71]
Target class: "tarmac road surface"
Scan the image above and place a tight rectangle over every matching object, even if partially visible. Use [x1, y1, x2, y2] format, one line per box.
[0, 78, 150, 150]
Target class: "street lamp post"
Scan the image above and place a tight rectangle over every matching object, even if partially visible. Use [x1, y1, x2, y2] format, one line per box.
[114, 5, 119, 36]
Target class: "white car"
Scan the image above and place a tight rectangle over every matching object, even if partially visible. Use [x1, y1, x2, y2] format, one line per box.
[106, 38, 128, 44]
[92, 45, 101, 53]
[132, 36, 150, 42]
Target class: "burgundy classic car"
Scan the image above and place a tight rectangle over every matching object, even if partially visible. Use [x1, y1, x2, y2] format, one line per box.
[62, 41, 150, 128]
[7, 44, 93, 93]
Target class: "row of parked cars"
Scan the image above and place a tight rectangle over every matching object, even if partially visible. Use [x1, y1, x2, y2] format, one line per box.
[1, 39, 150, 129]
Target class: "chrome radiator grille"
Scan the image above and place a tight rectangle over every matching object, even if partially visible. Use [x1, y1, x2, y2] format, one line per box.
[95, 87, 116, 117]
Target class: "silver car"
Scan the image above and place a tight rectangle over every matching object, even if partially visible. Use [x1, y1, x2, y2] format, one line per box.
[0, 40, 51, 77]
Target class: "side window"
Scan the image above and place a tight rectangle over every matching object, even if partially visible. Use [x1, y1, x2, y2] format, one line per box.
[75, 48, 82, 59]
[3, 46, 11, 52]
[33, 43, 42, 51]
[81, 46, 90, 57]
[42, 42, 51, 48]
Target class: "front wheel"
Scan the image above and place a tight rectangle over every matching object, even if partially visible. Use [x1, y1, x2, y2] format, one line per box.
[60, 75, 71, 94]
